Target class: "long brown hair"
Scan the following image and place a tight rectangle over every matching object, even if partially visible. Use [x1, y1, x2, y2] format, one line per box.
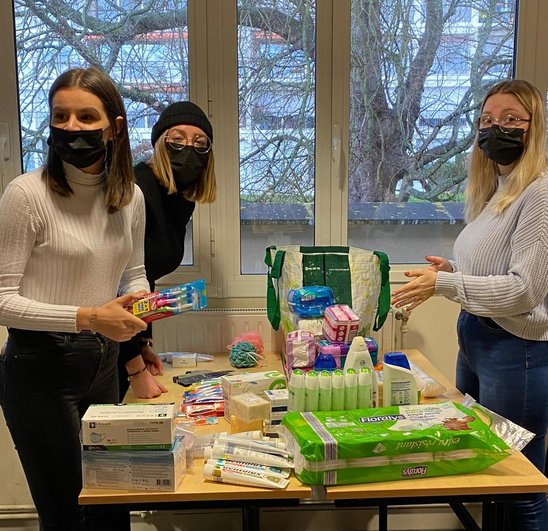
[42, 66, 134, 213]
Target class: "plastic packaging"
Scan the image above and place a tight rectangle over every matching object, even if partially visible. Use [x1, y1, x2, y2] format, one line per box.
[357, 367, 372, 408]
[318, 371, 333, 411]
[383, 352, 418, 406]
[408, 361, 447, 398]
[313, 352, 337, 371]
[304, 371, 319, 412]
[331, 369, 345, 410]
[364, 337, 379, 365]
[288, 369, 306, 412]
[461, 394, 534, 452]
[127, 279, 207, 323]
[286, 330, 316, 368]
[344, 368, 358, 409]
[287, 286, 335, 318]
[344, 336, 378, 406]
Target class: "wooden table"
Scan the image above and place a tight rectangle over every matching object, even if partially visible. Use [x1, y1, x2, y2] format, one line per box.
[79, 349, 548, 531]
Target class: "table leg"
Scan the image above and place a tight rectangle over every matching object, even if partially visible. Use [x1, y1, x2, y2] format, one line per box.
[242, 505, 260, 531]
[378, 503, 388, 531]
[449, 502, 480, 531]
[481, 500, 505, 531]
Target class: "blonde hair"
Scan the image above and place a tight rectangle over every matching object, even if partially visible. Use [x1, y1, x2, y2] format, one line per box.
[149, 129, 216, 203]
[466, 79, 548, 222]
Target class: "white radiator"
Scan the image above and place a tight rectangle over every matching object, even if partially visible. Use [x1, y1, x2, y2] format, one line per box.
[152, 308, 402, 354]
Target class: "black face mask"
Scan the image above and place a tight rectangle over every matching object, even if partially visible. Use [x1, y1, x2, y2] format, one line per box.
[48, 126, 107, 169]
[168, 146, 209, 189]
[478, 125, 525, 166]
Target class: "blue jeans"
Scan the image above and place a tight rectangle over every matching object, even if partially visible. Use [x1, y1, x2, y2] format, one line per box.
[456, 311, 548, 531]
[0, 329, 130, 531]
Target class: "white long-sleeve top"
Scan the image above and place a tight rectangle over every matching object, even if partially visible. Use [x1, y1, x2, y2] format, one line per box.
[436, 171, 548, 340]
[0, 164, 149, 332]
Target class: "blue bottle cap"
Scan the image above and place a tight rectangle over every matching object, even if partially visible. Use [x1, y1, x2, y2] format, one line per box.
[314, 353, 337, 371]
[383, 351, 410, 370]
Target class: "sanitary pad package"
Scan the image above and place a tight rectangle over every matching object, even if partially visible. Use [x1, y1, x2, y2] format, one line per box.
[322, 304, 360, 343]
[281, 401, 510, 486]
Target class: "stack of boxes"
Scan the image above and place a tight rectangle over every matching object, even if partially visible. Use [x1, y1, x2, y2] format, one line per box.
[81, 403, 186, 491]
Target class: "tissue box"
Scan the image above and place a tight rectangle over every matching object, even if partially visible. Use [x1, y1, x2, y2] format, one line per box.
[82, 437, 186, 491]
[322, 304, 360, 343]
[81, 403, 175, 450]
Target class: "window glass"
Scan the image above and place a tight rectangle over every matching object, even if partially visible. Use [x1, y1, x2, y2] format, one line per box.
[348, 0, 517, 262]
[237, 0, 316, 274]
[14, 0, 193, 263]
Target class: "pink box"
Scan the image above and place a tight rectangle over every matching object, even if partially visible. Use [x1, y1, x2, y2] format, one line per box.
[322, 304, 360, 343]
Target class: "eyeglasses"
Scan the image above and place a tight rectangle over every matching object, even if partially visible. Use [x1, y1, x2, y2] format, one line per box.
[477, 114, 531, 133]
[164, 133, 212, 154]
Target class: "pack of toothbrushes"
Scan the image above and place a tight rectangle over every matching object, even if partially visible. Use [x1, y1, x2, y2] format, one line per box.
[128, 279, 207, 323]
[281, 401, 510, 486]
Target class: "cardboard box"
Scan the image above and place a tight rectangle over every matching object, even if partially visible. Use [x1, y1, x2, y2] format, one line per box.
[82, 437, 186, 491]
[81, 403, 176, 450]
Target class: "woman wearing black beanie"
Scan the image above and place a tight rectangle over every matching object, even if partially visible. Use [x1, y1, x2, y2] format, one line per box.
[118, 101, 216, 399]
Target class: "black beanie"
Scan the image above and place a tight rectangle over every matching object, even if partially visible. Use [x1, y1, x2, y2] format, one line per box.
[151, 101, 213, 146]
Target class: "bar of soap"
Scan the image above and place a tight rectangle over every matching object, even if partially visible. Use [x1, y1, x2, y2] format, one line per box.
[230, 416, 263, 434]
[229, 392, 270, 423]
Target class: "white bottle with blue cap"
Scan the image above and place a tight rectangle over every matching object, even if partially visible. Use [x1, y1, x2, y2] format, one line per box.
[382, 352, 418, 406]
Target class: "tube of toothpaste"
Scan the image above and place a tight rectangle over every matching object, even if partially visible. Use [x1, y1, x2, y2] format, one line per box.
[203, 460, 289, 489]
[205, 457, 290, 478]
[207, 441, 294, 468]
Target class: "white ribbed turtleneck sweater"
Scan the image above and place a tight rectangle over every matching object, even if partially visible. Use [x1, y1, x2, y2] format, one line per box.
[436, 171, 548, 340]
[0, 164, 149, 332]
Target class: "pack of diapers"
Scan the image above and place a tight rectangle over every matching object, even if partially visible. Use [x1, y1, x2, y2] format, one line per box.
[281, 401, 510, 486]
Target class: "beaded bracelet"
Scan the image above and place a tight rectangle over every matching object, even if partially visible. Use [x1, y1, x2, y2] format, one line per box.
[127, 366, 147, 382]
[89, 307, 98, 332]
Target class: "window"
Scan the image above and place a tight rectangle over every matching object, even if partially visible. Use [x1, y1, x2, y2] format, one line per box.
[347, 0, 516, 263]
[13, 0, 195, 265]
[2, 0, 543, 299]
[237, 1, 316, 274]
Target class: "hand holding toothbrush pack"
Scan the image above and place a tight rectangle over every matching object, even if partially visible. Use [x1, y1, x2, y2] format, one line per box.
[126, 279, 207, 323]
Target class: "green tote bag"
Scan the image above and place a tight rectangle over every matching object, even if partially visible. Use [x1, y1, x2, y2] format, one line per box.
[265, 245, 390, 336]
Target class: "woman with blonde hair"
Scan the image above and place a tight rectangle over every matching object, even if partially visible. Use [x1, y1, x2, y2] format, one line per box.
[392, 79, 548, 530]
[118, 101, 216, 399]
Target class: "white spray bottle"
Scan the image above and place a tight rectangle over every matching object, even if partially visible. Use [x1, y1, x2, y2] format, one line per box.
[382, 352, 419, 406]
[344, 336, 378, 406]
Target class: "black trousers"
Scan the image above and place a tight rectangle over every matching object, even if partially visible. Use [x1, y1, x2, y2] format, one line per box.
[0, 329, 130, 531]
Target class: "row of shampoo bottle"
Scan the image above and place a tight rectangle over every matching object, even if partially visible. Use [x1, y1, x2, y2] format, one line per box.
[382, 351, 419, 406]
[344, 336, 378, 406]
[287, 367, 372, 412]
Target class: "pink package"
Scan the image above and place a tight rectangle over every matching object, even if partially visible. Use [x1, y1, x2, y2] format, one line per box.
[286, 330, 316, 368]
[322, 304, 360, 343]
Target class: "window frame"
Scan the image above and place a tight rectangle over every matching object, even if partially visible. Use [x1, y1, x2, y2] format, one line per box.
[1, 0, 547, 299]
